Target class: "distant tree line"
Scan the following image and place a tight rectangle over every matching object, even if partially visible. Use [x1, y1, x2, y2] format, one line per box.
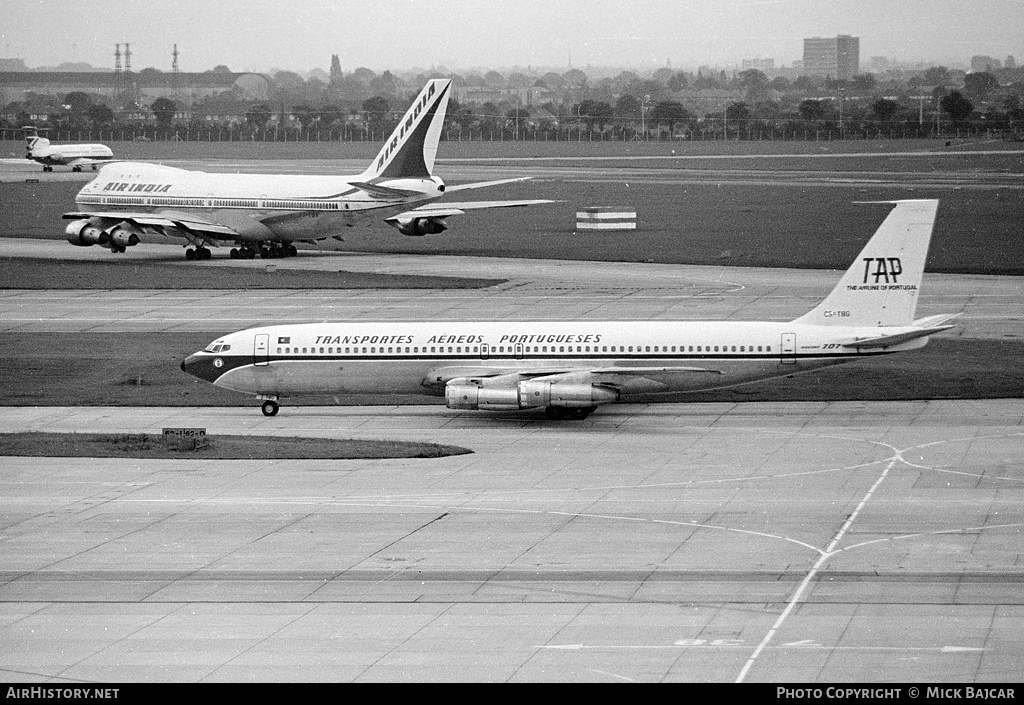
[3, 61, 1022, 141]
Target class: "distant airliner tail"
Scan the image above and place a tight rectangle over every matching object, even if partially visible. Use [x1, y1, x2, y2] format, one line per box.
[361, 79, 451, 181]
[22, 125, 45, 152]
[792, 199, 939, 328]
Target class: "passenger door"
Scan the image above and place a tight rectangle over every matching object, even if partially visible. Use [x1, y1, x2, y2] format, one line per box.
[780, 332, 796, 365]
[254, 333, 270, 366]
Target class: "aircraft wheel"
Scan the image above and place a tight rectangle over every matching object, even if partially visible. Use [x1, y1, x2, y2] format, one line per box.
[545, 406, 595, 420]
[230, 248, 239, 259]
[287, 245, 298, 257]
[72, 166, 81, 172]
[185, 248, 195, 260]
[261, 400, 279, 417]
[200, 247, 212, 260]
[43, 166, 52, 172]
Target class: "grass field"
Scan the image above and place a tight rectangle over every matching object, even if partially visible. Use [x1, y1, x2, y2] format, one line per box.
[0, 431, 471, 459]
[4, 178, 1023, 275]
[3, 138, 1022, 274]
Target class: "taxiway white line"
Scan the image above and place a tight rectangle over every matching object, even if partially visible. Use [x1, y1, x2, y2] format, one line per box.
[735, 448, 903, 683]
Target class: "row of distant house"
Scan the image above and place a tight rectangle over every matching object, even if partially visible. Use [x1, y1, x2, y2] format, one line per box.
[0, 70, 271, 106]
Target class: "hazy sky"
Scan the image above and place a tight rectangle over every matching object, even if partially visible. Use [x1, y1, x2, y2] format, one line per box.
[3, 0, 1022, 73]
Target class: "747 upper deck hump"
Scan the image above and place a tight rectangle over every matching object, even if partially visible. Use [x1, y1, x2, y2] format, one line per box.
[182, 199, 958, 420]
[61, 79, 555, 260]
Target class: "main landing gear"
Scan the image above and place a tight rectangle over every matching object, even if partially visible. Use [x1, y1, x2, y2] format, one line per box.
[228, 243, 297, 260]
[544, 406, 596, 420]
[184, 246, 212, 260]
[260, 398, 280, 416]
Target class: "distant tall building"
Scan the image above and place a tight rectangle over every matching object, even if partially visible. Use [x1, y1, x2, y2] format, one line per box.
[802, 35, 860, 80]
[1007, 55, 1017, 70]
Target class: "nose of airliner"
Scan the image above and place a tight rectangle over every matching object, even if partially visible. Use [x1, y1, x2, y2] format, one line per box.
[181, 353, 223, 383]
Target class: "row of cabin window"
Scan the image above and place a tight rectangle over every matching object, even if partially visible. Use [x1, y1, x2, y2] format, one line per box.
[263, 200, 341, 210]
[212, 199, 259, 208]
[274, 344, 774, 355]
[103, 196, 206, 207]
[100, 197, 340, 210]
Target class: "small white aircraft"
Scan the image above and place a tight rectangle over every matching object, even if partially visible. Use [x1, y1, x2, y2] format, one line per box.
[23, 126, 114, 172]
[62, 79, 554, 259]
[182, 199, 958, 419]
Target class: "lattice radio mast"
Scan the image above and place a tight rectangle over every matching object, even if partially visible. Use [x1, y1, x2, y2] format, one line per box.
[172, 43, 180, 99]
[114, 44, 122, 100]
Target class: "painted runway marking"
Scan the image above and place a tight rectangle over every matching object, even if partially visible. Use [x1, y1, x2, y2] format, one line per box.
[536, 642, 985, 651]
[439, 149, 1024, 163]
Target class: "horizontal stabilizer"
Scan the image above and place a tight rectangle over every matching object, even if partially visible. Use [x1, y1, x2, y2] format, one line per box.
[348, 181, 425, 199]
[911, 312, 962, 329]
[443, 177, 532, 192]
[401, 199, 558, 216]
[840, 319, 958, 349]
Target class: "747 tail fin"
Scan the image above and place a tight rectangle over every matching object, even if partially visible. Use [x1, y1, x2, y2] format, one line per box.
[361, 79, 451, 181]
[793, 199, 939, 328]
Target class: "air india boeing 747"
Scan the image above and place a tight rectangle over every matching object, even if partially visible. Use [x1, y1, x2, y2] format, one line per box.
[62, 79, 553, 260]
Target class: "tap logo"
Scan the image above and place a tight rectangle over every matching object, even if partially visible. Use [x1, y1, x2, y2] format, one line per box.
[862, 257, 902, 284]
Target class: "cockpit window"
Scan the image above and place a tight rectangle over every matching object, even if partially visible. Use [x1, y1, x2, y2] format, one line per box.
[203, 342, 231, 353]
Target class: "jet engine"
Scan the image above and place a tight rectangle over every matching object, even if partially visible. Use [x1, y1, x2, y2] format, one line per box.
[106, 223, 141, 248]
[445, 383, 520, 411]
[445, 379, 619, 411]
[518, 379, 619, 408]
[65, 219, 108, 247]
[387, 216, 449, 237]
[65, 219, 142, 250]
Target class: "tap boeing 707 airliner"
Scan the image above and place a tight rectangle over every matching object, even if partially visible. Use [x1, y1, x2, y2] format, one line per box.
[62, 79, 553, 260]
[182, 199, 958, 419]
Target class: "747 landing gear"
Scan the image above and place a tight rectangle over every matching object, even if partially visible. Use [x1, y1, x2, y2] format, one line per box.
[231, 245, 258, 259]
[260, 399, 280, 416]
[185, 246, 212, 260]
[259, 242, 299, 258]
